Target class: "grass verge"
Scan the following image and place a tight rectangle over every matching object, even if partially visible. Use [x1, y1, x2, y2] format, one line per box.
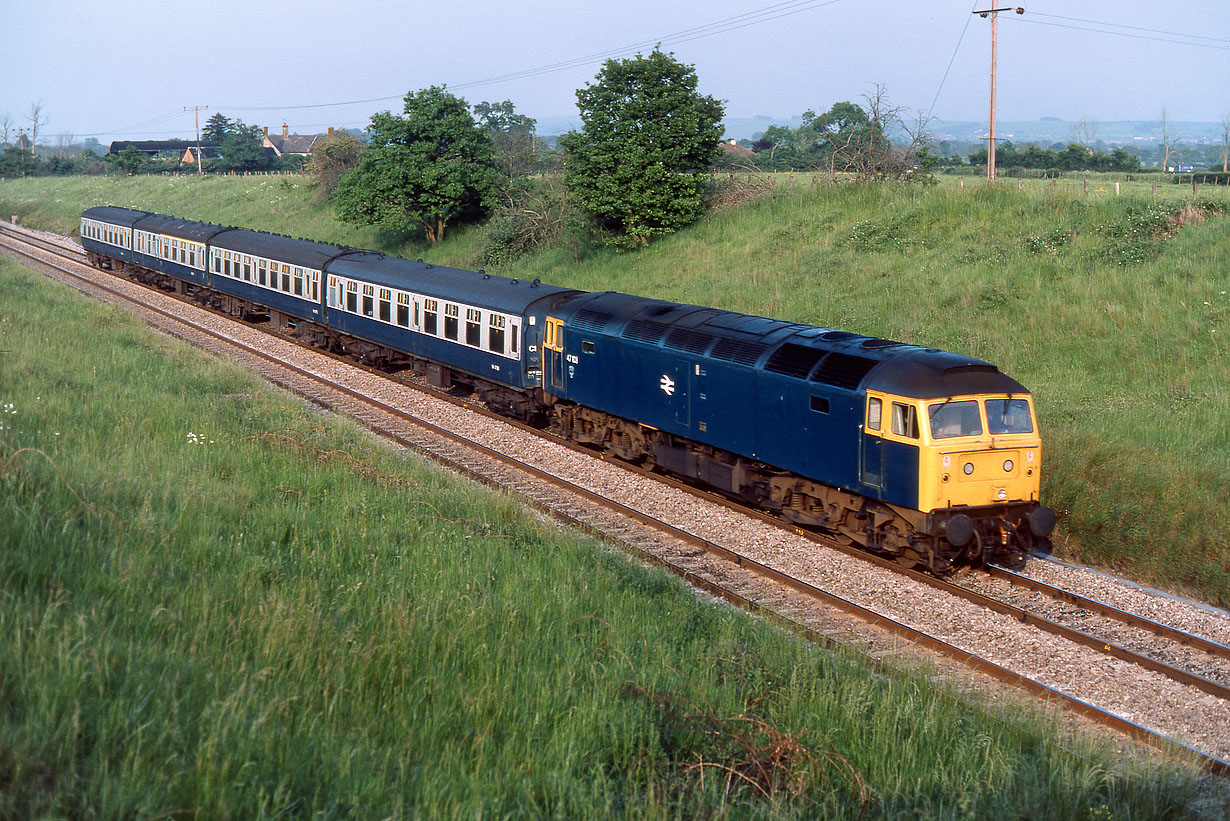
[0, 254, 1213, 816]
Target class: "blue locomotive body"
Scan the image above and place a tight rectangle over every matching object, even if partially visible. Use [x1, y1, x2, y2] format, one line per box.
[542, 291, 939, 511]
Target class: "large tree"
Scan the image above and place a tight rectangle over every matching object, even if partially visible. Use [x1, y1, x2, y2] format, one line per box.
[202, 113, 232, 145]
[333, 86, 501, 243]
[474, 100, 540, 180]
[216, 122, 274, 172]
[560, 49, 724, 249]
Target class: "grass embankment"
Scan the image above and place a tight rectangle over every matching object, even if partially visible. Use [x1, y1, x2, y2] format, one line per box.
[0, 247, 1209, 814]
[2, 173, 1227, 607]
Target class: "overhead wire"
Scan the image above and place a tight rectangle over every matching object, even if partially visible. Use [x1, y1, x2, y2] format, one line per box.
[1026, 11, 1230, 46]
[1005, 14, 1230, 51]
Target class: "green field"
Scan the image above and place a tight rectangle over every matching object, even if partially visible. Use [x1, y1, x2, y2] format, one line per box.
[2, 173, 1226, 606]
[1, 235, 1216, 816]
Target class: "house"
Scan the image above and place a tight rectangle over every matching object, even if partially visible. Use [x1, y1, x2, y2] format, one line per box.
[109, 140, 188, 155]
[262, 124, 338, 157]
[719, 138, 755, 159]
[181, 146, 220, 165]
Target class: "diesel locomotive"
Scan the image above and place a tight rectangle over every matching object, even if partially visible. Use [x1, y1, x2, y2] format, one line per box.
[80, 205, 1056, 573]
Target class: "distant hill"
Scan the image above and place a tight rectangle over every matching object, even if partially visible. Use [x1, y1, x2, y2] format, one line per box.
[537, 114, 1225, 148]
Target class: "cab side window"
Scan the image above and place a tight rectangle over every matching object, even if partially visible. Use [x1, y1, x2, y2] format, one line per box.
[867, 397, 882, 431]
[891, 402, 920, 439]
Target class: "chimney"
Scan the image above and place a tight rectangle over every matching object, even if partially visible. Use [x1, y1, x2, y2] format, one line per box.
[282, 123, 289, 137]
[263, 126, 269, 137]
[328, 126, 334, 137]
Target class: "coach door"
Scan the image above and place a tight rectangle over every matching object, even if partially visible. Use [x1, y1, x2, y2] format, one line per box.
[544, 316, 566, 396]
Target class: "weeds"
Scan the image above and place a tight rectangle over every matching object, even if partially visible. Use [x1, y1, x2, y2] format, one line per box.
[621, 681, 872, 809]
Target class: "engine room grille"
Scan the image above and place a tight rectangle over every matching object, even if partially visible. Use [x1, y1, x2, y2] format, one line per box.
[811, 352, 878, 389]
[764, 343, 826, 379]
[710, 338, 770, 366]
[664, 327, 716, 354]
[573, 309, 613, 332]
[622, 319, 670, 344]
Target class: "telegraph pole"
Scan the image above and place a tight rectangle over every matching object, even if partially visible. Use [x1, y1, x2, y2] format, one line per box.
[185, 106, 209, 175]
[972, 7, 1023, 182]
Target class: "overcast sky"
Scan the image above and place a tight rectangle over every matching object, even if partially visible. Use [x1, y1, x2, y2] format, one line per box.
[3, 0, 1227, 145]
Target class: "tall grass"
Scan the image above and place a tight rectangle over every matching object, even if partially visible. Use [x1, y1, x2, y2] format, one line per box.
[2, 173, 1227, 604]
[0, 254, 1210, 816]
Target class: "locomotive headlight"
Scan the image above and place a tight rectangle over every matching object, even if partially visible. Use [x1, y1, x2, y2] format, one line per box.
[963, 462, 975, 475]
[1003, 459, 1014, 472]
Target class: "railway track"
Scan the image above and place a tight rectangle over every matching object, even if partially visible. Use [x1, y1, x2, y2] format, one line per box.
[4, 220, 1229, 776]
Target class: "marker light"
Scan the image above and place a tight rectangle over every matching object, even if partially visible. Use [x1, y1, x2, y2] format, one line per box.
[963, 462, 975, 475]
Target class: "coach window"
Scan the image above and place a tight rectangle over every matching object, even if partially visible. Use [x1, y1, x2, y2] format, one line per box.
[243, 256, 252, 281]
[509, 323, 519, 355]
[891, 402, 920, 439]
[378, 288, 391, 322]
[466, 308, 482, 347]
[361, 284, 374, 316]
[311, 272, 319, 301]
[396, 293, 410, 327]
[346, 281, 358, 312]
[866, 397, 882, 432]
[444, 304, 459, 340]
[424, 299, 438, 335]
[279, 264, 290, 292]
[488, 314, 506, 353]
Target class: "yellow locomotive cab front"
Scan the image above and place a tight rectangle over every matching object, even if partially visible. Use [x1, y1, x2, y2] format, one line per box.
[917, 395, 1042, 513]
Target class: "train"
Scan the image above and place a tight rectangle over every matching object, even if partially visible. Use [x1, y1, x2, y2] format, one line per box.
[80, 205, 1056, 573]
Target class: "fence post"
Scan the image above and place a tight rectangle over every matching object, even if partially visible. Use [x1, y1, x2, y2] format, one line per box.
[1115, 182, 1120, 196]
[1083, 178, 1088, 196]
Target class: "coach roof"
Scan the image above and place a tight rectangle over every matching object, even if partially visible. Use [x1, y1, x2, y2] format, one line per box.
[325, 252, 578, 315]
[83, 205, 150, 228]
[132, 213, 230, 245]
[210, 228, 347, 271]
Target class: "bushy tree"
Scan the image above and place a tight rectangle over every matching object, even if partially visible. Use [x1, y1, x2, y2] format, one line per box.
[474, 100, 540, 181]
[215, 122, 274, 172]
[108, 145, 146, 176]
[333, 86, 501, 243]
[202, 113, 232, 145]
[304, 130, 363, 198]
[0, 147, 40, 178]
[560, 49, 724, 249]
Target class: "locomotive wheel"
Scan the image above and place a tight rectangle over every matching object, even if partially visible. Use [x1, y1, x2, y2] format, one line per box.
[895, 547, 926, 570]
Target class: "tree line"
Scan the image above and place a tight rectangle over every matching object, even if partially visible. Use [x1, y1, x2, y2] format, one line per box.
[327, 48, 727, 251]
